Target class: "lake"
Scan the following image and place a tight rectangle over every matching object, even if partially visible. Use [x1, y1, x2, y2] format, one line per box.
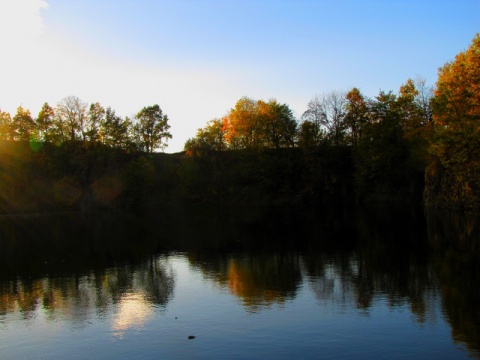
[0, 204, 479, 359]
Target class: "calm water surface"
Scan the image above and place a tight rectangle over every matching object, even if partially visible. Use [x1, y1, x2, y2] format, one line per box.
[0, 205, 479, 359]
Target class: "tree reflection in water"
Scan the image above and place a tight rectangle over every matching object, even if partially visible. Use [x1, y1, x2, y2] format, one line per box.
[0, 257, 175, 334]
[0, 205, 479, 357]
[188, 253, 302, 313]
[426, 208, 480, 356]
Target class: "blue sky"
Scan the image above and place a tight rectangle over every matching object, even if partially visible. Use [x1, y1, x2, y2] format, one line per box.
[1, 0, 479, 152]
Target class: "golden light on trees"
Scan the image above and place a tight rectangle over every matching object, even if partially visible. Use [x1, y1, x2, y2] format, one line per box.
[433, 34, 480, 130]
[425, 33, 480, 208]
[184, 97, 297, 154]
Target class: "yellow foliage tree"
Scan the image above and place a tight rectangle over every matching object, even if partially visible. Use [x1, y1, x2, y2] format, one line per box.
[427, 33, 480, 208]
[433, 34, 480, 131]
[0, 110, 12, 140]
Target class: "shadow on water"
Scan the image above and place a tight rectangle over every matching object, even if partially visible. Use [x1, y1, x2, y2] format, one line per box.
[425, 207, 480, 357]
[0, 204, 479, 357]
[0, 204, 355, 278]
[0, 211, 167, 278]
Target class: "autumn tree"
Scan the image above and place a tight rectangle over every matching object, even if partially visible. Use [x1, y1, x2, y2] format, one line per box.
[135, 104, 172, 153]
[86, 102, 105, 142]
[344, 87, 369, 146]
[99, 107, 131, 149]
[184, 118, 228, 156]
[36, 103, 55, 142]
[257, 100, 297, 148]
[398, 79, 422, 133]
[226, 97, 260, 149]
[432, 34, 480, 132]
[396, 78, 434, 168]
[223, 97, 297, 149]
[185, 97, 297, 154]
[0, 110, 12, 140]
[12, 106, 35, 141]
[427, 33, 480, 208]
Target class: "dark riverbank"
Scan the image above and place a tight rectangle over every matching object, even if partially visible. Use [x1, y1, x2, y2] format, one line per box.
[0, 140, 431, 214]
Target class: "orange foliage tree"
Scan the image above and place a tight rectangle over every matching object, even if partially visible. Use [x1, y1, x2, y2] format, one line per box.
[427, 33, 480, 207]
[184, 97, 297, 154]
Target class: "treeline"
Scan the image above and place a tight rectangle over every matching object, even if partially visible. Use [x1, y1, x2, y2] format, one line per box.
[185, 80, 432, 154]
[0, 96, 175, 213]
[185, 34, 480, 209]
[183, 78, 432, 203]
[0, 97, 172, 153]
[0, 34, 478, 211]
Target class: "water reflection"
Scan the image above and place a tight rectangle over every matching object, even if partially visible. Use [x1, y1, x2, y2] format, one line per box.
[0, 205, 479, 358]
[0, 257, 175, 334]
[426, 208, 480, 356]
[188, 253, 302, 312]
[112, 293, 154, 338]
[347, 204, 435, 320]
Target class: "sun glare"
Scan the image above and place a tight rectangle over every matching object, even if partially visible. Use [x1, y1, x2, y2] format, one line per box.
[0, 0, 50, 114]
[112, 293, 154, 338]
[0, 0, 48, 44]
